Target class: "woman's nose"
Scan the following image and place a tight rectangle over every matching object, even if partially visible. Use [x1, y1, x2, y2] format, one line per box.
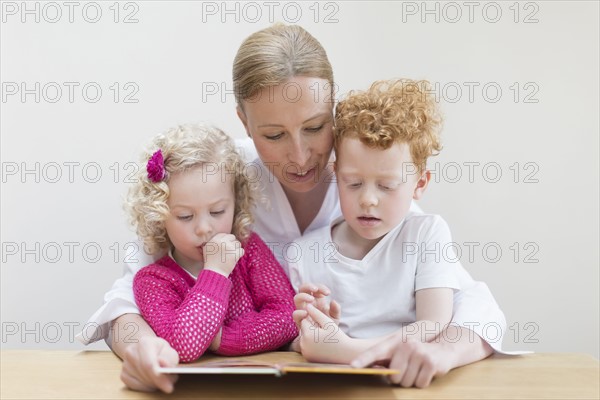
[288, 135, 311, 168]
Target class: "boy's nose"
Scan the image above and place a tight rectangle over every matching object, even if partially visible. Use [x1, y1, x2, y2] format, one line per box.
[359, 189, 378, 207]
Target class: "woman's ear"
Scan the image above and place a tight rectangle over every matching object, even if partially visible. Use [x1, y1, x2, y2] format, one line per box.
[236, 106, 251, 137]
[413, 170, 430, 200]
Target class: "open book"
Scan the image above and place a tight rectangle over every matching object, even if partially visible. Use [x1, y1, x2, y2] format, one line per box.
[158, 355, 398, 377]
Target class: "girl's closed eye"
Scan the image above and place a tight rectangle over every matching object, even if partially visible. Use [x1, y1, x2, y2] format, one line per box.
[177, 215, 193, 221]
[210, 210, 225, 216]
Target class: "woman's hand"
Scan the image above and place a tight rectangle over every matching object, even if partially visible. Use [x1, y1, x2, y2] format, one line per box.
[350, 333, 452, 388]
[120, 336, 180, 393]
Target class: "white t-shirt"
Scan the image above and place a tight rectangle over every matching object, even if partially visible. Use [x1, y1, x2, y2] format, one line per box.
[288, 212, 461, 339]
[77, 138, 506, 352]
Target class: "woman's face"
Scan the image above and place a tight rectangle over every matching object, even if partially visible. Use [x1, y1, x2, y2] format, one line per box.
[237, 76, 334, 194]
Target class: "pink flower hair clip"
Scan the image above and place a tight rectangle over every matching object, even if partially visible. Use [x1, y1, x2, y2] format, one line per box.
[146, 149, 166, 182]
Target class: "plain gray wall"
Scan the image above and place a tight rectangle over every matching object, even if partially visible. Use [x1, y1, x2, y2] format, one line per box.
[1, 1, 598, 357]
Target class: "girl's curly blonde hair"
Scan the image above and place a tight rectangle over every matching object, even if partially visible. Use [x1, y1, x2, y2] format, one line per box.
[126, 123, 257, 255]
[334, 79, 442, 173]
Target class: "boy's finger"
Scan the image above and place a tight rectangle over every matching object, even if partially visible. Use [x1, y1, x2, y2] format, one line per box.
[329, 300, 342, 322]
[293, 293, 314, 309]
[292, 309, 308, 328]
[314, 297, 330, 314]
[299, 317, 315, 335]
[305, 303, 333, 327]
[298, 283, 319, 294]
[313, 284, 331, 297]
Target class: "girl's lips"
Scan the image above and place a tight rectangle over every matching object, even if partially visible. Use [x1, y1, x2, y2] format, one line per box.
[285, 166, 317, 183]
[357, 216, 381, 227]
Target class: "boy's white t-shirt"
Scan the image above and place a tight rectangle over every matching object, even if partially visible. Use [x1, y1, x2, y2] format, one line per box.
[77, 138, 507, 352]
[288, 212, 461, 339]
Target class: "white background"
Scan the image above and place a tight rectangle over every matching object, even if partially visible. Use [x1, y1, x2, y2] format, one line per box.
[1, 1, 598, 357]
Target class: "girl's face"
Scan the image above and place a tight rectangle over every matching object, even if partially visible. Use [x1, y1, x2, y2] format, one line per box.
[165, 165, 235, 271]
[237, 76, 335, 194]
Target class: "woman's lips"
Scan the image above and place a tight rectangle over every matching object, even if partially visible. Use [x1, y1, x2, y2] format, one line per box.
[285, 166, 317, 183]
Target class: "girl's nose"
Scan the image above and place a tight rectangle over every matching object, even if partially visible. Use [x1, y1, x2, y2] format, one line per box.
[195, 218, 212, 237]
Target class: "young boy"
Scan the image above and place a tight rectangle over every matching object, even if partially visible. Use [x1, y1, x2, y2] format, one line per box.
[289, 79, 461, 364]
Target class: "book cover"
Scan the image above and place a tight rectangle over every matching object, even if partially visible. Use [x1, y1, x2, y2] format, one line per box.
[158, 358, 398, 377]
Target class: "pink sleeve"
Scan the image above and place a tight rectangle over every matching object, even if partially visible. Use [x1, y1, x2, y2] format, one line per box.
[217, 234, 298, 355]
[133, 266, 231, 362]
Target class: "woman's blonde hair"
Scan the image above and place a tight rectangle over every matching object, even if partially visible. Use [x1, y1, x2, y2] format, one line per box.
[126, 124, 256, 255]
[232, 23, 334, 107]
[334, 79, 443, 173]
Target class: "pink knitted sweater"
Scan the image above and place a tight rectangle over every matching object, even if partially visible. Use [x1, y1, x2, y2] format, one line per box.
[133, 232, 298, 362]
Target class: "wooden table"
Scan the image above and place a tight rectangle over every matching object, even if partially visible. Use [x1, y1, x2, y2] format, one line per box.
[1, 350, 598, 399]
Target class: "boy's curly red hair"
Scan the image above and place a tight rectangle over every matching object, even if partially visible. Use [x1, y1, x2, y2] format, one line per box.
[334, 79, 442, 173]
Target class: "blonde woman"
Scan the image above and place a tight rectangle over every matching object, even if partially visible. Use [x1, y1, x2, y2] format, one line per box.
[80, 24, 504, 391]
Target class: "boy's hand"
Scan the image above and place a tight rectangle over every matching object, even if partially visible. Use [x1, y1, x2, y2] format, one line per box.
[288, 336, 301, 353]
[294, 283, 341, 325]
[297, 304, 351, 363]
[204, 233, 244, 277]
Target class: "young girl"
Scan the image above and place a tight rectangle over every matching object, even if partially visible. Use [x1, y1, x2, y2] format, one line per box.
[127, 123, 298, 362]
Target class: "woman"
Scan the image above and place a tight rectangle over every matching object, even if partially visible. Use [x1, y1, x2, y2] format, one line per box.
[80, 24, 503, 392]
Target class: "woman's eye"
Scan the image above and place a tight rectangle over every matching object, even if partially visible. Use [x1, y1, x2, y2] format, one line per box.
[210, 210, 225, 216]
[305, 125, 323, 133]
[265, 133, 284, 140]
[349, 183, 361, 188]
[177, 215, 192, 221]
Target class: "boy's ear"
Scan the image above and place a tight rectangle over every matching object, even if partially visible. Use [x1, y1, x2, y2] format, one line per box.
[413, 170, 430, 200]
[236, 106, 251, 137]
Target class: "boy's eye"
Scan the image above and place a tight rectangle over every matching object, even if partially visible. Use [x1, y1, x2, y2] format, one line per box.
[210, 210, 225, 216]
[349, 183, 362, 188]
[265, 132, 284, 141]
[379, 184, 398, 191]
[305, 125, 323, 133]
[177, 215, 192, 221]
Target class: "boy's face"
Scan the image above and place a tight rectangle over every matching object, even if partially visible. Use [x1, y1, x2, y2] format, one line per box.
[335, 137, 429, 241]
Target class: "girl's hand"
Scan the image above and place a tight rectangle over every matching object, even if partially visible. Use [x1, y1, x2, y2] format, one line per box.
[204, 233, 244, 277]
[294, 283, 341, 325]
